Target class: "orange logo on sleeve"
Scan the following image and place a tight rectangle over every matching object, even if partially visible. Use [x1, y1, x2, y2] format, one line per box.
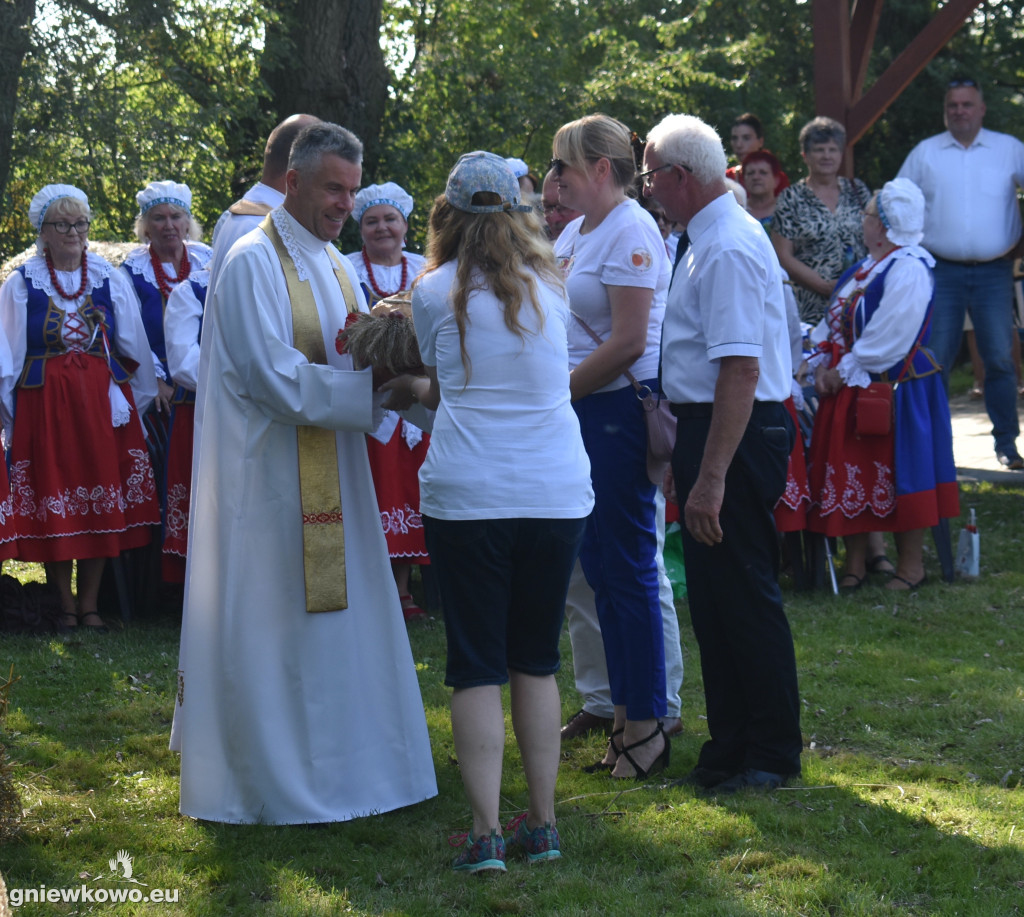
[630, 248, 652, 271]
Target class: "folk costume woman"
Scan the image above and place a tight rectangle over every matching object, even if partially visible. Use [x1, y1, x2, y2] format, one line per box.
[0, 184, 160, 631]
[347, 182, 430, 620]
[121, 181, 211, 414]
[161, 271, 208, 582]
[120, 181, 210, 582]
[0, 326, 20, 563]
[806, 178, 959, 591]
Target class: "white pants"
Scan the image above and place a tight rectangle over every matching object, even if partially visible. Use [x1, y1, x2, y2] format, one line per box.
[565, 489, 684, 718]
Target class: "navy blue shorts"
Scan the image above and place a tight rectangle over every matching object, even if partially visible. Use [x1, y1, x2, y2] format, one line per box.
[424, 515, 587, 689]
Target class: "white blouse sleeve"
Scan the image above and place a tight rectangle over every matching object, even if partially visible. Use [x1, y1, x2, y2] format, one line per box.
[0, 271, 28, 432]
[837, 257, 933, 387]
[164, 281, 204, 391]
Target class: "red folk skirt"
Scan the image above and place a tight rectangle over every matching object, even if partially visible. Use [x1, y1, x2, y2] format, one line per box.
[0, 459, 19, 561]
[161, 401, 194, 583]
[366, 419, 430, 562]
[9, 353, 159, 561]
[773, 396, 811, 533]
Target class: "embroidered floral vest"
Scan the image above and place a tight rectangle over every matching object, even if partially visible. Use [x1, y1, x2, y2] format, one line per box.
[126, 268, 169, 375]
[16, 266, 137, 389]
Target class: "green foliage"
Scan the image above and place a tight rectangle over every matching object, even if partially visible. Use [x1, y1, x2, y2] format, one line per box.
[0, 0, 266, 259]
[4, 0, 1024, 261]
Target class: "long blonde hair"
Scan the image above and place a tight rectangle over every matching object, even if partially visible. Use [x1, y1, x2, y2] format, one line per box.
[421, 195, 563, 378]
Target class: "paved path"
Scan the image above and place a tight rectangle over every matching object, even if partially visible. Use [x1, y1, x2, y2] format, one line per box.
[948, 391, 1024, 485]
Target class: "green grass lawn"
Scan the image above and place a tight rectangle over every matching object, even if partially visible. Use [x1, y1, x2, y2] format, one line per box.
[1, 480, 1023, 915]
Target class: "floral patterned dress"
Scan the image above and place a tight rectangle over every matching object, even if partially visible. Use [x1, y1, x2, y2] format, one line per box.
[773, 177, 871, 324]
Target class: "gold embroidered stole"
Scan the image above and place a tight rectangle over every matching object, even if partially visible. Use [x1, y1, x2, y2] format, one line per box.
[259, 214, 360, 613]
[229, 199, 273, 217]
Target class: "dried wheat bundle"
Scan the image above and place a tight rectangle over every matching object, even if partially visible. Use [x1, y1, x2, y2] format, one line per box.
[341, 293, 423, 376]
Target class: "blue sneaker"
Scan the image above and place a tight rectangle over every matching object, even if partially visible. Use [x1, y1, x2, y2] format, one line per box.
[450, 829, 506, 874]
[504, 813, 562, 863]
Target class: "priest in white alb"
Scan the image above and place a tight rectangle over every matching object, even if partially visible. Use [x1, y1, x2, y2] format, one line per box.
[170, 122, 438, 824]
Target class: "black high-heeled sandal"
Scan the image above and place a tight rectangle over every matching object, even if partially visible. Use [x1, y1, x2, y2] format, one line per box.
[611, 722, 670, 781]
[583, 728, 623, 773]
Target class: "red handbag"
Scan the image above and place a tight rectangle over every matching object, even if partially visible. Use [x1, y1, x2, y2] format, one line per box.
[854, 382, 893, 436]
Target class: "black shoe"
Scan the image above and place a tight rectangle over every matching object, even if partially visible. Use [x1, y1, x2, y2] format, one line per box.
[996, 448, 1024, 470]
[668, 766, 734, 790]
[561, 708, 615, 741]
[706, 767, 795, 795]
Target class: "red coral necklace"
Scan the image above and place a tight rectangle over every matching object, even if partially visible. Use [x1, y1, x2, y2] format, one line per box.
[149, 245, 191, 299]
[362, 246, 408, 299]
[44, 248, 89, 301]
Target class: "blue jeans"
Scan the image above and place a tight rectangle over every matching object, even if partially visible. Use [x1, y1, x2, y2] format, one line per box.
[574, 381, 666, 721]
[929, 258, 1020, 454]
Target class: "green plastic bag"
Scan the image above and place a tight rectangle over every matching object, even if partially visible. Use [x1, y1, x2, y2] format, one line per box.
[663, 522, 687, 601]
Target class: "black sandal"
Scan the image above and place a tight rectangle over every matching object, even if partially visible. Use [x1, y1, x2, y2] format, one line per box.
[865, 555, 895, 576]
[611, 722, 670, 781]
[79, 611, 109, 634]
[583, 728, 623, 773]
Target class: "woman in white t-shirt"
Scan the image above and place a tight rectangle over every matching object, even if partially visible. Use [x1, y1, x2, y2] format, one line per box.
[384, 152, 594, 874]
[551, 114, 672, 780]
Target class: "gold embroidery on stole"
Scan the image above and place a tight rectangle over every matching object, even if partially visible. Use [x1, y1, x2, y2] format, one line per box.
[259, 214, 359, 613]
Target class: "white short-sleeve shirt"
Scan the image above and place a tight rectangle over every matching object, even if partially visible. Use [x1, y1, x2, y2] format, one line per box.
[554, 198, 669, 390]
[662, 193, 792, 404]
[413, 261, 594, 521]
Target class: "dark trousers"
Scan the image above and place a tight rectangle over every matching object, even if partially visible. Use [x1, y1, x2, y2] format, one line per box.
[672, 401, 802, 775]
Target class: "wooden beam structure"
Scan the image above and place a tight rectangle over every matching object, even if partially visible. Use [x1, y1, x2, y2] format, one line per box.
[813, 0, 985, 172]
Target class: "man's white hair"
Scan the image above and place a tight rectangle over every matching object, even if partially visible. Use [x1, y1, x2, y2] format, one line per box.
[647, 114, 727, 185]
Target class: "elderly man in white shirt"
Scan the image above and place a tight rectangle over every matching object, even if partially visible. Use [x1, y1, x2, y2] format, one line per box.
[898, 77, 1024, 469]
[642, 113, 802, 795]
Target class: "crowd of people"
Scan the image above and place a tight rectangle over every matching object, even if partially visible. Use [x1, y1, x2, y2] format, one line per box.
[1, 73, 1020, 874]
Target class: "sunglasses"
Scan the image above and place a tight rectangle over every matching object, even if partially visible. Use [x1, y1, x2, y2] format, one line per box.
[948, 77, 979, 89]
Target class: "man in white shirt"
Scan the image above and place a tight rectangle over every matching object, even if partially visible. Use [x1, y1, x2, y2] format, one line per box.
[208, 113, 321, 290]
[898, 77, 1024, 469]
[643, 113, 802, 794]
[171, 122, 437, 824]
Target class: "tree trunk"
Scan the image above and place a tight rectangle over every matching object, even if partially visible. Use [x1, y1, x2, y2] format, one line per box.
[0, 0, 36, 207]
[260, 0, 388, 174]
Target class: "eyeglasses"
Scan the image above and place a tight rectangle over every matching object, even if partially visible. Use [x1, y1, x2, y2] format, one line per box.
[43, 219, 90, 234]
[948, 77, 979, 89]
[637, 163, 691, 188]
[549, 158, 566, 177]
[542, 202, 573, 215]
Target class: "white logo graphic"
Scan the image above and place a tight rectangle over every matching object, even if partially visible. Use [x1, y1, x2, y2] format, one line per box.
[108, 850, 133, 880]
[7, 849, 181, 906]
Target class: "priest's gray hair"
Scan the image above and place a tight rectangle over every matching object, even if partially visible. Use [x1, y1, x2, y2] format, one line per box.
[288, 122, 364, 174]
[646, 114, 727, 186]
